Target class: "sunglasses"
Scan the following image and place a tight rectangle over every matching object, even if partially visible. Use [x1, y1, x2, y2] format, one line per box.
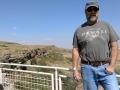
[87, 7, 99, 12]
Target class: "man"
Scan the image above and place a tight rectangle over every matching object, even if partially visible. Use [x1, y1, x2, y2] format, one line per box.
[72, 1, 119, 90]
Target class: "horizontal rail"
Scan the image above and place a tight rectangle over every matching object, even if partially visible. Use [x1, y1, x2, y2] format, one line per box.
[0, 63, 71, 70]
[2, 68, 52, 75]
[0, 63, 81, 73]
[116, 74, 120, 77]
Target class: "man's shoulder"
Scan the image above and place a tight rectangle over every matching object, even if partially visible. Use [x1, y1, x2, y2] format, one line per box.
[76, 22, 87, 30]
[75, 21, 110, 32]
[98, 20, 109, 25]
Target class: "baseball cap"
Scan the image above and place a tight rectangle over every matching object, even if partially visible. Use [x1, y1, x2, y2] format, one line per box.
[85, 1, 99, 9]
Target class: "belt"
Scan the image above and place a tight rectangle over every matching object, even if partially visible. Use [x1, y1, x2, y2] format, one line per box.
[81, 60, 110, 67]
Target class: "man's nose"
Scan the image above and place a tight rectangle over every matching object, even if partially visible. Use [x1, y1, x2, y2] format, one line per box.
[91, 10, 97, 14]
[91, 10, 95, 13]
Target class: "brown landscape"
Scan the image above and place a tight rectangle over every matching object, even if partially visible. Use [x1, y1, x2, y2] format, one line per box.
[0, 41, 72, 68]
[0, 41, 120, 90]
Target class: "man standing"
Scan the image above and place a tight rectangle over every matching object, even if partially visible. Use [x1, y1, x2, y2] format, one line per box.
[72, 1, 119, 90]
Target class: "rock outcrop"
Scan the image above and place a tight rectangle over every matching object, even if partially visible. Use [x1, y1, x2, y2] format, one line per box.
[0, 48, 49, 64]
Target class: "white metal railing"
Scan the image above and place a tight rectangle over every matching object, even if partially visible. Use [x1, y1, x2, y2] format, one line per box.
[0, 63, 120, 90]
[1, 68, 54, 90]
[0, 63, 73, 90]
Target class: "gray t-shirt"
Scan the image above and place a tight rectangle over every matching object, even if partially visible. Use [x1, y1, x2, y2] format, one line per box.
[73, 21, 119, 62]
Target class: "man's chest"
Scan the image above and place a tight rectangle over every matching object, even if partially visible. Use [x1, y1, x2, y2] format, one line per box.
[77, 27, 109, 44]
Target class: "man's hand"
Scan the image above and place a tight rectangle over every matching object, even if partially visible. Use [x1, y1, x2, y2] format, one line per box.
[105, 65, 115, 74]
[73, 70, 80, 82]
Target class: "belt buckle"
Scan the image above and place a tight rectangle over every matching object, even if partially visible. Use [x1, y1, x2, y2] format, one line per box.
[91, 62, 101, 67]
[90, 62, 94, 66]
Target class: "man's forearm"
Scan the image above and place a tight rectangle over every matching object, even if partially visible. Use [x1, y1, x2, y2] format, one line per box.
[72, 48, 79, 69]
[110, 42, 118, 68]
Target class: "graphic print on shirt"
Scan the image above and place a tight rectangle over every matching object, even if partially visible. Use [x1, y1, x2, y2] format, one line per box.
[81, 28, 107, 42]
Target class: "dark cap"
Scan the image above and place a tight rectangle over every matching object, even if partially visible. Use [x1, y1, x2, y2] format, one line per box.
[85, 1, 99, 9]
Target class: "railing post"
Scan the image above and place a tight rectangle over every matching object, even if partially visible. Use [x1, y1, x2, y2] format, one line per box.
[51, 74, 54, 90]
[0, 68, 2, 84]
[55, 68, 58, 90]
[59, 76, 62, 90]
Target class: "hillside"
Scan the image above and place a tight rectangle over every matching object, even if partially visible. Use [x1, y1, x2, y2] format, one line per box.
[0, 41, 72, 68]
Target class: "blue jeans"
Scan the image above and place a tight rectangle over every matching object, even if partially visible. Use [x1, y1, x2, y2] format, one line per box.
[81, 63, 119, 90]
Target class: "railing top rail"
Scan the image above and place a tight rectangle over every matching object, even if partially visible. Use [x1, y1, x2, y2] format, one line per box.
[116, 74, 120, 77]
[1, 68, 53, 75]
[0, 63, 71, 71]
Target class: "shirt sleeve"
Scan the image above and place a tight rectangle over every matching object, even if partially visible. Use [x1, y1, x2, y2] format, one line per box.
[107, 23, 120, 43]
[72, 30, 79, 48]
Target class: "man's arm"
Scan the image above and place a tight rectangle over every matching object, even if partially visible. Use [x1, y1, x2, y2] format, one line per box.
[110, 42, 118, 67]
[105, 41, 118, 74]
[72, 47, 80, 82]
[72, 48, 79, 69]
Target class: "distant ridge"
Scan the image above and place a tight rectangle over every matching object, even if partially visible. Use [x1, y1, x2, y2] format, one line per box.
[0, 41, 20, 45]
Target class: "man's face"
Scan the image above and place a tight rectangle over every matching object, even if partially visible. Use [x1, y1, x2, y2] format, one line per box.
[85, 6, 99, 23]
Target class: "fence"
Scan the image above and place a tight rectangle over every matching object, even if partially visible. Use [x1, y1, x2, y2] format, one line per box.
[0, 63, 120, 90]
